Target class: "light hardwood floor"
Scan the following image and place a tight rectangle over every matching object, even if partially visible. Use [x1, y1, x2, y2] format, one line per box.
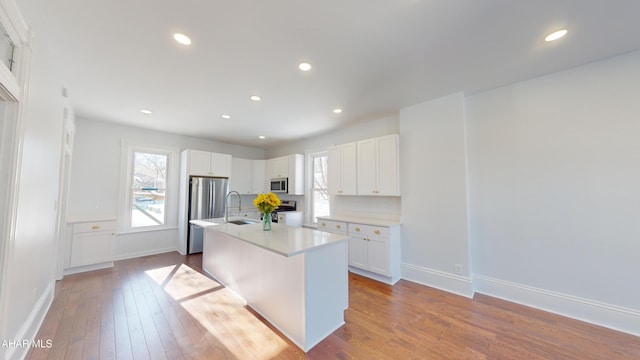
[27, 251, 640, 359]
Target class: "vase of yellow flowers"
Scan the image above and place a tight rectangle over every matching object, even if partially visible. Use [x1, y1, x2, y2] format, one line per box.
[253, 192, 281, 231]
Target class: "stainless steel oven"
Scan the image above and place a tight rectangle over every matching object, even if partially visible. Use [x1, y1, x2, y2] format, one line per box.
[270, 177, 288, 193]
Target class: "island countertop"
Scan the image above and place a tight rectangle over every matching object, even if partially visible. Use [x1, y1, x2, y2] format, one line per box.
[191, 218, 348, 257]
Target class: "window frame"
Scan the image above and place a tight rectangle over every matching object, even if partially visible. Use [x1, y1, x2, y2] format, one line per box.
[119, 140, 179, 233]
[305, 149, 330, 226]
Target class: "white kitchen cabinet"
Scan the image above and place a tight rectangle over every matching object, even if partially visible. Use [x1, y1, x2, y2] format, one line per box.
[267, 156, 289, 179]
[327, 142, 357, 195]
[231, 158, 266, 194]
[252, 160, 266, 194]
[184, 149, 232, 177]
[277, 211, 304, 227]
[231, 158, 253, 194]
[317, 216, 401, 284]
[266, 154, 304, 195]
[317, 219, 347, 235]
[356, 134, 400, 196]
[347, 223, 392, 276]
[70, 220, 116, 268]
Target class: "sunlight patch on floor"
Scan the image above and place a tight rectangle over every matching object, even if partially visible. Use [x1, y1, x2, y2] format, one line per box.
[145, 263, 289, 358]
[145, 264, 221, 300]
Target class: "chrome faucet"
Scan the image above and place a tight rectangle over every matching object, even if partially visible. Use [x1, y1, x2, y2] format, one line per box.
[225, 191, 241, 223]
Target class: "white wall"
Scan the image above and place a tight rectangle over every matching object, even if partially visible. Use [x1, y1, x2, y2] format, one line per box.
[466, 50, 640, 333]
[398, 93, 472, 297]
[67, 118, 265, 259]
[68, 117, 264, 220]
[1, 30, 68, 358]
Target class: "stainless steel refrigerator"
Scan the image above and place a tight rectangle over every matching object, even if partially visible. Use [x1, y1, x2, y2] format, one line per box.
[187, 176, 229, 254]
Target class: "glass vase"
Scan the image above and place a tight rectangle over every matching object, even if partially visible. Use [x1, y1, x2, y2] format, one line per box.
[262, 212, 272, 231]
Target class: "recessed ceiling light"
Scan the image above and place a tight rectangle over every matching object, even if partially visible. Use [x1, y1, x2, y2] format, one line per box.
[140, 109, 153, 115]
[173, 33, 192, 45]
[250, 95, 261, 101]
[545, 29, 567, 42]
[258, 135, 266, 139]
[298, 62, 312, 71]
[333, 108, 342, 114]
[221, 114, 231, 119]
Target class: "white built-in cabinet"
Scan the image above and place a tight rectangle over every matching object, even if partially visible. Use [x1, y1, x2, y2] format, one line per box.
[69, 220, 116, 268]
[327, 142, 357, 195]
[317, 217, 401, 284]
[230, 158, 265, 194]
[266, 154, 304, 195]
[356, 134, 400, 196]
[267, 156, 289, 179]
[185, 149, 232, 177]
[277, 211, 304, 227]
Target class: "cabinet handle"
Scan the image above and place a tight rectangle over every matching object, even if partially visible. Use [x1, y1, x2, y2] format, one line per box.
[321, 222, 326, 227]
[336, 225, 341, 229]
[374, 230, 380, 235]
[355, 227, 360, 232]
[91, 225, 100, 230]
[338, 190, 343, 193]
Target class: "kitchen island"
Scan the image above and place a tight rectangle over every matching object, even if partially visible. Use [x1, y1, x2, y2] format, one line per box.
[192, 218, 349, 352]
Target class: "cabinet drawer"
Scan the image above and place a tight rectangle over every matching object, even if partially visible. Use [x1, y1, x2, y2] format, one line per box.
[73, 221, 116, 234]
[348, 223, 389, 239]
[317, 220, 347, 235]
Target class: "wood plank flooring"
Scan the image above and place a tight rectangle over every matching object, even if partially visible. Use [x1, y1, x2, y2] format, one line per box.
[27, 251, 640, 359]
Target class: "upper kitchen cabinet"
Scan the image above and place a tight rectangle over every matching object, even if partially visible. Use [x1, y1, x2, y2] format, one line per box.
[182, 149, 232, 178]
[327, 142, 357, 195]
[230, 158, 265, 194]
[356, 134, 400, 196]
[266, 154, 304, 195]
[266, 156, 289, 179]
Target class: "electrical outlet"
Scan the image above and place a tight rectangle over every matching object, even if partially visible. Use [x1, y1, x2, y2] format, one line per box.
[454, 264, 463, 275]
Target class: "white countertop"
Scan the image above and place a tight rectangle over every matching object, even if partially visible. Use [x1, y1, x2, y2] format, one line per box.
[316, 215, 401, 227]
[191, 218, 348, 257]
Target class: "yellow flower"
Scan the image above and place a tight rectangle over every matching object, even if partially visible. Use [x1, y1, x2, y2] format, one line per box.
[253, 192, 281, 214]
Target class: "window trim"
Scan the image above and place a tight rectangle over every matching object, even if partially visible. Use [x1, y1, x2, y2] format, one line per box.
[305, 149, 330, 226]
[119, 140, 179, 233]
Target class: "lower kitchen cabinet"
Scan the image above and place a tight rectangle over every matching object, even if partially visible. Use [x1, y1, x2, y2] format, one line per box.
[70, 220, 116, 268]
[317, 217, 401, 284]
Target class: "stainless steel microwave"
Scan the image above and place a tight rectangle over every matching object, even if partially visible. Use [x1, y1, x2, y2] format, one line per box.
[270, 177, 288, 193]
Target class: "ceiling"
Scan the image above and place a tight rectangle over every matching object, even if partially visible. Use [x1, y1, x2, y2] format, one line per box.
[15, 0, 640, 148]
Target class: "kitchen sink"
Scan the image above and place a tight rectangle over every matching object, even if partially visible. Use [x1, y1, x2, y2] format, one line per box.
[228, 219, 258, 225]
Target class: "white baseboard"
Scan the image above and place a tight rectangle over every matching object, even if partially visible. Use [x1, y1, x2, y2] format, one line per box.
[473, 274, 640, 337]
[348, 267, 400, 285]
[5, 281, 55, 360]
[63, 261, 113, 276]
[114, 247, 178, 261]
[401, 263, 473, 298]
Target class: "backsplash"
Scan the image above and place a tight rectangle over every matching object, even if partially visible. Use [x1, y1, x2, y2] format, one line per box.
[332, 195, 401, 221]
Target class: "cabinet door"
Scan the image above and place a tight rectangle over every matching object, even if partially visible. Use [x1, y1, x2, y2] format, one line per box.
[252, 160, 266, 194]
[348, 236, 368, 269]
[210, 153, 231, 177]
[188, 150, 212, 176]
[367, 237, 390, 276]
[269, 157, 288, 178]
[356, 138, 377, 195]
[376, 135, 399, 195]
[327, 146, 341, 195]
[70, 232, 114, 267]
[340, 142, 357, 195]
[231, 158, 253, 194]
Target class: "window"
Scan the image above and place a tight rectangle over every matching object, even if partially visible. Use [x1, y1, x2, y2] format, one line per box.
[310, 152, 330, 223]
[130, 151, 167, 227]
[120, 141, 177, 232]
